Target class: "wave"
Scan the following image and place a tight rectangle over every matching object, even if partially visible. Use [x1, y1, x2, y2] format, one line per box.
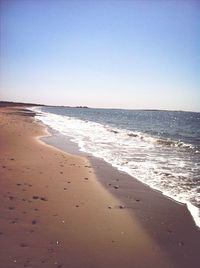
[105, 126, 195, 149]
[31, 106, 200, 229]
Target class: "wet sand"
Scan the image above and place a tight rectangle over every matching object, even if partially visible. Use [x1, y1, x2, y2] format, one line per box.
[44, 126, 200, 268]
[0, 107, 199, 268]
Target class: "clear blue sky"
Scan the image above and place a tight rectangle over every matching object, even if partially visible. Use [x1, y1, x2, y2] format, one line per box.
[0, 0, 199, 111]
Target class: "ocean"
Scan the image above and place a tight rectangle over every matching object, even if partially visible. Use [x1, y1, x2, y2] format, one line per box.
[32, 106, 200, 228]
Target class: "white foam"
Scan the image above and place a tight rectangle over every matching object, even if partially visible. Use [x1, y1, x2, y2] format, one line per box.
[187, 202, 200, 228]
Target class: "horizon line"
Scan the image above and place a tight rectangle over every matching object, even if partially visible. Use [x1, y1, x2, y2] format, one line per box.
[1, 100, 199, 113]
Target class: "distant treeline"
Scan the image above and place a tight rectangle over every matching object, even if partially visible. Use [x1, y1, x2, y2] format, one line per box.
[0, 101, 43, 107]
[0, 101, 90, 109]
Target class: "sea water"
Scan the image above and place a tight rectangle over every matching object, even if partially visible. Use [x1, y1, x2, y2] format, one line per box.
[31, 106, 200, 228]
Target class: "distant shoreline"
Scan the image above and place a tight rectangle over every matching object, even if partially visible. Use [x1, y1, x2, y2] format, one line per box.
[0, 100, 199, 113]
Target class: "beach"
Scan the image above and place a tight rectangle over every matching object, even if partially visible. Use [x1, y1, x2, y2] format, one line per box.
[0, 106, 200, 268]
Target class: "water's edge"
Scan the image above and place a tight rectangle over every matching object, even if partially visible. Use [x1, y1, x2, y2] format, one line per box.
[42, 126, 200, 231]
[31, 107, 200, 230]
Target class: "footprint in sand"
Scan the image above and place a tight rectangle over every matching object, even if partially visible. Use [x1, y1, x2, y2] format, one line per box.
[10, 218, 18, 224]
[40, 197, 48, 201]
[8, 206, 15, 210]
[23, 259, 31, 267]
[20, 243, 29, 248]
[41, 259, 49, 264]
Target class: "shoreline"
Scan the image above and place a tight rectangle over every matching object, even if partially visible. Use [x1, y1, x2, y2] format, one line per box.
[32, 105, 200, 230]
[40, 112, 200, 267]
[43, 126, 200, 230]
[0, 106, 200, 268]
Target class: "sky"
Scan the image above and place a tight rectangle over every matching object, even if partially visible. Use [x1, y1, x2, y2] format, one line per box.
[0, 0, 199, 111]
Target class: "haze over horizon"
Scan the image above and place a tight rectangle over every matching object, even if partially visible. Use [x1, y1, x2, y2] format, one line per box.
[0, 0, 199, 112]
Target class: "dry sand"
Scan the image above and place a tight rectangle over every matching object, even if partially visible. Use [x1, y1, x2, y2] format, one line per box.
[0, 107, 198, 268]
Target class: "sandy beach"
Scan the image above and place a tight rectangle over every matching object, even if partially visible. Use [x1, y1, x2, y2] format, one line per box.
[0, 106, 200, 268]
